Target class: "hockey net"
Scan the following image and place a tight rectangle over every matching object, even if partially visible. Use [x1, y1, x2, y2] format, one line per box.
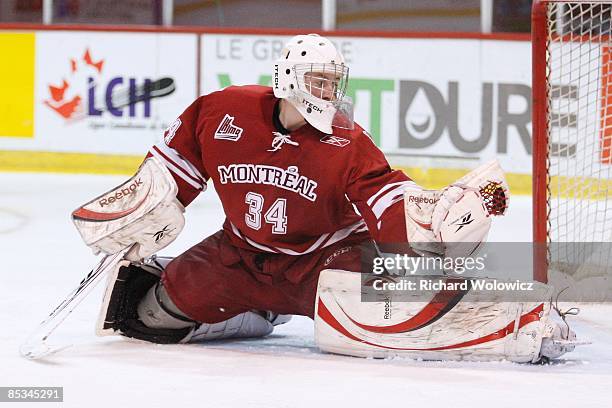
[532, 0, 612, 284]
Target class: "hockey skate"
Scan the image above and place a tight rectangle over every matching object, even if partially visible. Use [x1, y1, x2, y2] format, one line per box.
[538, 305, 587, 362]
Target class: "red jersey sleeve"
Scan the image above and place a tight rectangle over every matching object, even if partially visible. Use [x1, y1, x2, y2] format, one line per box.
[146, 97, 209, 206]
[345, 131, 417, 244]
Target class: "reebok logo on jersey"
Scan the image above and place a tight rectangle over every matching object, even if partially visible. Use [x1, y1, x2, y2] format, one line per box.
[320, 135, 350, 147]
[214, 114, 243, 141]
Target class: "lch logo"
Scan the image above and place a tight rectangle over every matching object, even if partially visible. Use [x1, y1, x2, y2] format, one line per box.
[43, 48, 154, 121]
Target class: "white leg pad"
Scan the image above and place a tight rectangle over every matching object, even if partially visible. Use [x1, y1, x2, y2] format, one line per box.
[314, 269, 554, 362]
[185, 312, 277, 343]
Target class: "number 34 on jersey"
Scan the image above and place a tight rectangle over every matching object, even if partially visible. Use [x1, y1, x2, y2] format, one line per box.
[245, 192, 288, 234]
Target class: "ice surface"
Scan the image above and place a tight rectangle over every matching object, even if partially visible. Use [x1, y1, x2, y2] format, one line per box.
[1, 173, 611, 408]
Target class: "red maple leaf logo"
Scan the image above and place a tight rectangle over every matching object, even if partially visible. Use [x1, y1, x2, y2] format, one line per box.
[44, 95, 82, 119]
[48, 80, 69, 102]
[44, 79, 82, 118]
[44, 48, 105, 120]
[83, 48, 104, 73]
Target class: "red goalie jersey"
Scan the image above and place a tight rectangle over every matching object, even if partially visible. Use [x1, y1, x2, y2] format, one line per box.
[147, 85, 413, 255]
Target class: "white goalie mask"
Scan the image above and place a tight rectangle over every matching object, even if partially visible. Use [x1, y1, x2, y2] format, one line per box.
[273, 34, 354, 134]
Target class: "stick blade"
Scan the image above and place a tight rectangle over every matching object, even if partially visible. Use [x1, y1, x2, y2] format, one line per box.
[111, 77, 176, 108]
[144, 77, 176, 99]
[20, 342, 71, 360]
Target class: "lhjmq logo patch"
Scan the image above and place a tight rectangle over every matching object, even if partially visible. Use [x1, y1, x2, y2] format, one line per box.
[215, 114, 244, 141]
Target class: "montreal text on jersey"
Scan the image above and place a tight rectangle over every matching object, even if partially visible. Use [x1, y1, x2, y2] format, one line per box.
[218, 164, 318, 201]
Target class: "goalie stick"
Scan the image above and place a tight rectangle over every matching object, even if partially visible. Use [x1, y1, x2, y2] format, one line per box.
[20, 246, 131, 360]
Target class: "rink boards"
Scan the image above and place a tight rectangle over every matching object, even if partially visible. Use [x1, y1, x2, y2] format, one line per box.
[0, 27, 608, 194]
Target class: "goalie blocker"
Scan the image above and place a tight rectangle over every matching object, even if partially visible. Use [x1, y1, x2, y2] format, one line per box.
[72, 156, 186, 261]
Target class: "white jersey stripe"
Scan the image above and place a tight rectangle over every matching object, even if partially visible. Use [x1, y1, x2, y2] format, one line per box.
[229, 222, 243, 238]
[150, 147, 204, 191]
[228, 220, 366, 256]
[371, 185, 406, 220]
[323, 220, 367, 248]
[355, 224, 368, 233]
[229, 222, 281, 253]
[153, 142, 205, 184]
[366, 180, 418, 207]
[150, 147, 205, 191]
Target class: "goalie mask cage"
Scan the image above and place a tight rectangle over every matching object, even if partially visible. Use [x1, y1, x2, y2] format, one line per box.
[532, 0, 612, 283]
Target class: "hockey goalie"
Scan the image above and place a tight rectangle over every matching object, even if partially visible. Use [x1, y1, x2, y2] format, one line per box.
[72, 33, 578, 363]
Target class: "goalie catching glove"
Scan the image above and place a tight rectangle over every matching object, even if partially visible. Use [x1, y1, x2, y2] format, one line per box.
[404, 160, 509, 259]
[71, 157, 185, 261]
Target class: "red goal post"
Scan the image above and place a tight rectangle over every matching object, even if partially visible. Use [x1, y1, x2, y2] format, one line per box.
[532, 0, 612, 283]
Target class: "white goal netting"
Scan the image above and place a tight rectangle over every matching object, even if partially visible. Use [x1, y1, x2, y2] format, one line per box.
[543, 1, 612, 279]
